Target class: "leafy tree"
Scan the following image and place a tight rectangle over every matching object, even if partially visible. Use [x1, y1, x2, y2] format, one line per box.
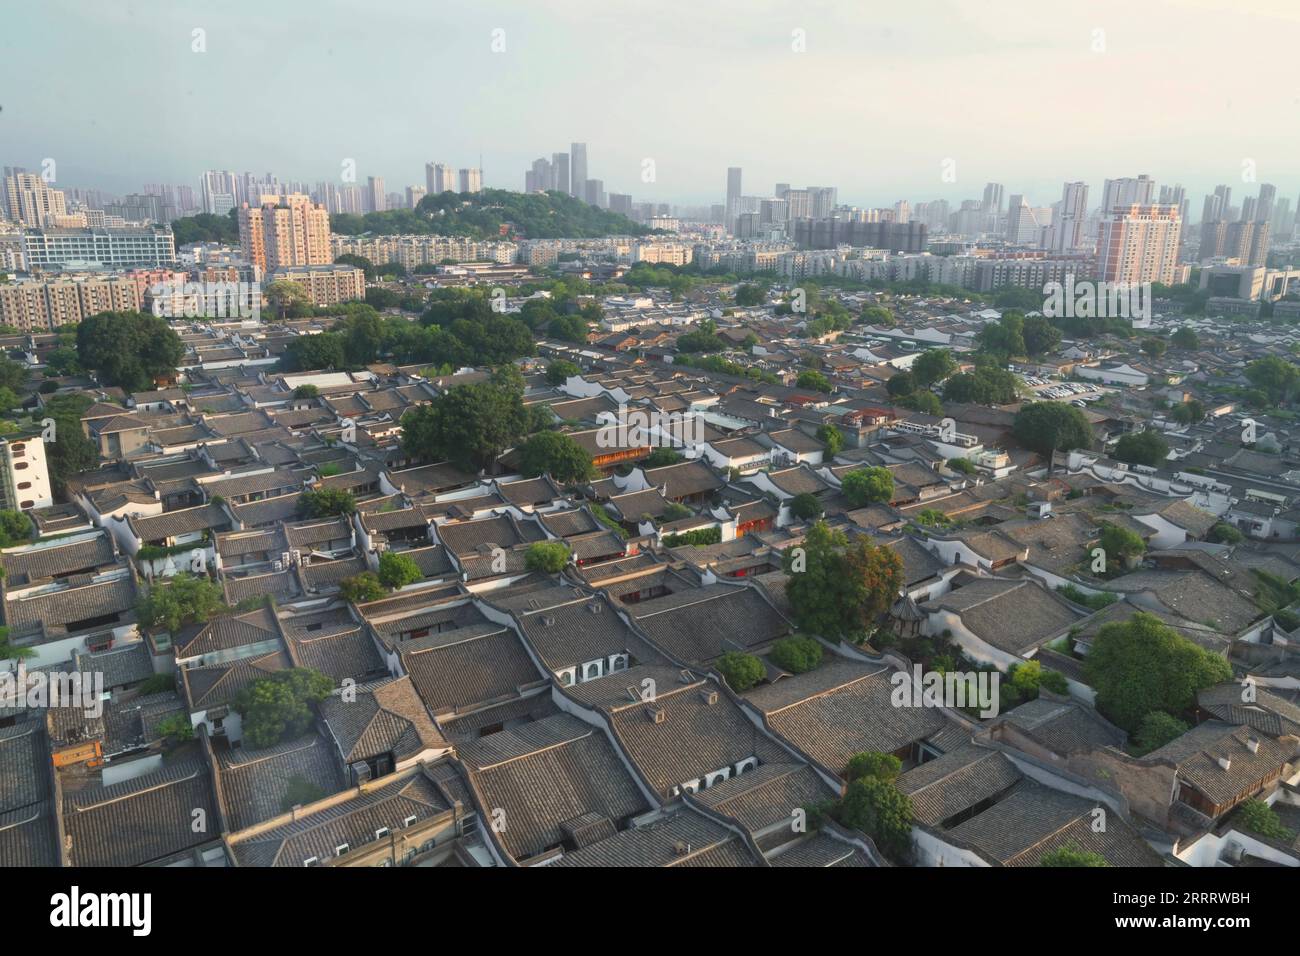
[40, 392, 97, 491]
[545, 359, 581, 386]
[789, 492, 823, 520]
[1013, 401, 1094, 466]
[1207, 522, 1244, 544]
[334, 305, 386, 366]
[548, 313, 589, 343]
[1083, 612, 1233, 732]
[977, 312, 1027, 358]
[715, 652, 764, 692]
[377, 551, 422, 589]
[643, 447, 684, 468]
[517, 430, 596, 483]
[845, 751, 902, 784]
[298, 487, 356, 518]
[1022, 315, 1062, 356]
[293, 384, 319, 399]
[733, 284, 766, 306]
[339, 571, 387, 604]
[796, 370, 832, 393]
[862, 305, 894, 326]
[0, 625, 35, 662]
[1132, 711, 1190, 756]
[947, 457, 976, 475]
[943, 367, 1019, 405]
[283, 331, 346, 372]
[840, 467, 894, 508]
[525, 540, 571, 573]
[264, 280, 311, 320]
[837, 776, 913, 862]
[1098, 522, 1146, 570]
[1040, 844, 1109, 867]
[401, 367, 529, 471]
[1244, 356, 1300, 405]
[886, 370, 915, 396]
[1140, 337, 1167, 358]
[43, 346, 84, 377]
[1232, 799, 1297, 843]
[911, 348, 957, 386]
[816, 424, 843, 456]
[768, 635, 823, 674]
[76, 311, 184, 392]
[0, 509, 32, 547]
[136, 573, 226, 633]
[232, 667, 334, 749]
[898, 390, 943, 416]
[1170, 399, 1205, 425]
[784, 521, 903, 640]
[1113, 430, 1169, 467]
[1170, 327, 1200, 350]
[156, 713, 194, 744]
[169, 209, 239, 245]
[281, 774, 329, 812]
[334, 253, 376, 279]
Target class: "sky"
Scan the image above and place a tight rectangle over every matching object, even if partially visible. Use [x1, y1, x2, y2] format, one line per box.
[3, 0, 1299, 211]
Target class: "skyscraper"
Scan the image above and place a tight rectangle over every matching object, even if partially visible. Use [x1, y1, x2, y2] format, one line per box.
[367, 176, 386, 213]
[425, 163, 455, 195]
[458, 168, 482, 194]
[238, 193, 331, 271]
[570, 143, 588, 198]
[199, 170, 238, 216]
[551, 153, 570, 196]
[1045, 181, 1089, 253]
[4, 169, 68, 227]
[726, 167, 742, 231]
[1100, 175, 1156, 214]
[1096, 203, 1182, 284]
[982, 182, 1004, 231]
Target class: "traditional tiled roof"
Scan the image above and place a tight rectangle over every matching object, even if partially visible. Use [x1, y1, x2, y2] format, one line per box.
[400, 621, 543, 715]
[214, 732, 347, 831]
[629, 582, 789, 664]
[898, 742, 1023, 827]
[287, 623, 386, 685]
[63, 757, 218, 867]
[925, 578, 1079, 654]
[173, 606, 279, 660]
[130, 501, 231, 543]
[0, 533, 115, 585]
[0, 722, 58, 867]
[181, 648, 291, 710]
[1145, 721, 1293, 808]
[549, 807, 759, 867]
[999, 696, 1126, 754]
[318, 677, 446, 764]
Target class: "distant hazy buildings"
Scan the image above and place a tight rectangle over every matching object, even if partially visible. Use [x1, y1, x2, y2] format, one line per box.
[4, 169, 68, 228]
[458, 168, 482, 194]
[425, 163, 456, 195]
[570, 143, 587, 198]
[200, 170, 238, 216]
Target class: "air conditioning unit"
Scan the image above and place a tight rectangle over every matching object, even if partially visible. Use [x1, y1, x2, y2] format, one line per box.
[351, 761, 372, 784]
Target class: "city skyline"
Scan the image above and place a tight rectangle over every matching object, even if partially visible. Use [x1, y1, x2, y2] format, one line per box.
[4, 0, 1299, 208]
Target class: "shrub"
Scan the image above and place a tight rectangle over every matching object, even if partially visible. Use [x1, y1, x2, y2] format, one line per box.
[377, 551, 422, 589]
[768, 635, 823, 674]
[1131, 711, 1189, 756]
[339, 572, 387, 604]
[1040, 843, 1109, 867]
[524, 540, 571, 573]
[789, 492, 822, 520]
[844, 751, 901, 784]
[1232, 799, 1297, 843]
[715, 652, 764, 692]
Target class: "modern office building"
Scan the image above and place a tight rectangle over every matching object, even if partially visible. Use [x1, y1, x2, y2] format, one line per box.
[22, 226, 177, 271]
[569, 143, 587, 198]
[551, 152, 570, 195]
[367, 176, 386, 213]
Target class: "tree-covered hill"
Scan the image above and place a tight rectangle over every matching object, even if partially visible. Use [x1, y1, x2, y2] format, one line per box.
[331, 188, 652, 240]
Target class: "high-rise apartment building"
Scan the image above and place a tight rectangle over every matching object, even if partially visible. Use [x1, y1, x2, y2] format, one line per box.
[406, 185, 426, 209]
[458, 168, 482, 194]
[425, 163, 455, 195]
[200, 170, 238, 215]
[1005, 195, 1041, 245]
[569, 144, 587, 198]
[1100, 175, 1156, 214]
[1095, 203, 1182, 285]
[726, 167, 742, 231]
[1044, 181, 1089, 253]
[366, 176, 386, 213]
[4, 169, 68, 228]
[238, 193, 331, 271]
[551, 153, 570, 196]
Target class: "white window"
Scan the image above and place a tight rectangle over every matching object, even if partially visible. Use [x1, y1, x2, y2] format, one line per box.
[375, 827, 390, 840]
[403, 814, 417, 827]
[335, 843, 350, 856]
[303, 856, 318, 867]
[581, 659, 604, 682]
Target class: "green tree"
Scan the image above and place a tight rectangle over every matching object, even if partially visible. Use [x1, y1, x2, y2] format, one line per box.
[789, 492, 823, 520]
[911, 348, 957, 387]
[377, 551, 422, 589]
[517, 430, 596, 483]
[1098, 522, 1146, 570]
[840, 467, 894, 508]
[283, 331, 346, 372]
[1084, 612, 1233, 732]
[784, 521, 904, 640]
[977, 311, 1027, 358]
[837, 776, 913, 862]
[1113, 430, 1170, 467]
[1022, 314, 1062, 357]
[1244, 356, 1300, 405]
[715, 653, 764, 692]
[339, 572, 387, 604]
[796, 369, 832, 393]
[298, 487, 356, 518]
[815, 424, 843, 456]
[1207, 522, 1244, 544]
[232, 667, 334, 749]
[1232, 799, 1297, 842]
[1170, 327, 1200, 350]
[525, 540, 571, 573]
[643, 447, 684, 468]
[40, 393, 97, 492]
[886, 370, 915, 396]
[1170, 399, 1205, 425]
[293, 384, 319, 399]
[401, 367, 529, 471]
[733, 284, 765, 306]
[768, 635, 823, 674]
[0, 625, 35, 662]
[1013, 401, 1094, 468]
[156, 713, 194, 744]
[76, 311, 185, 392]
[136, 573, 226, 633]
[845, 751, 902, 784]
[1141, 337, 1167, 358]
[1040, 843, 1109, 867]
[0, 509, 33, 547]
[545, 359, 581, 386]
[1132, 711, 1190, 756]
[264, 280, 311, 320]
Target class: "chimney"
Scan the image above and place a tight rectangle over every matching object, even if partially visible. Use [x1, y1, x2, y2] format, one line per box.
[1217, 756, 1232, 771]
[1246, 738, 1260, 754]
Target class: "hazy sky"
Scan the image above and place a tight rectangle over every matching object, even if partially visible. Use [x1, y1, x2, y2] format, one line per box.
[3, 0, 1299, 210]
